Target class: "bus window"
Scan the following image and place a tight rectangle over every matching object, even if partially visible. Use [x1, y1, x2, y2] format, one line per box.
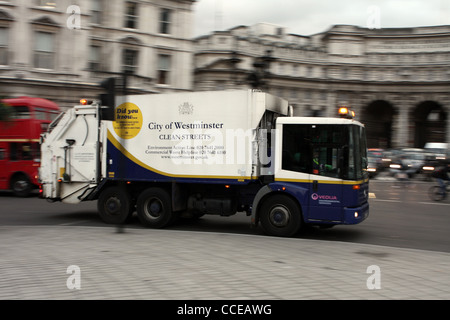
[0, 148, 5, 160]
[40, 123, 49, 132]
[12, 106, 30, 119]
[50, 111, 61, 121]
[22, 143, 32, 160]
[10, 142, 18, 160]
[35, 108, 47, 120]
[7, 142, 36, 161]
[32, 142, 40, 161]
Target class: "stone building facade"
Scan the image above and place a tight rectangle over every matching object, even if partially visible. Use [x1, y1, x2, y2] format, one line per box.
[194, 23, 450, 148]
[0, 0, 196, 109]
[0, 1, 448, 149]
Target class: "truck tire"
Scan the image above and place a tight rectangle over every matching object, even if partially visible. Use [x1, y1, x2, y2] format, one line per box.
[97, 186, 132, 224]
[259, 194, 302, 237]
[137, 187, 175, 228]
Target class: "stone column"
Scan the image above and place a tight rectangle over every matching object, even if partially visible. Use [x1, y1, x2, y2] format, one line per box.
[446, 105, 450, 144]
[325, 91, 337, 118]
[392, 102, 410, 148]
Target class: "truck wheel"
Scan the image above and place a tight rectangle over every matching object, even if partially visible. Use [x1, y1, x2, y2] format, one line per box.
[259, 194, 302, 237]
[97, 187, 132, 224]
[11, 174, 32, 197]
[137, 188, 174, 228]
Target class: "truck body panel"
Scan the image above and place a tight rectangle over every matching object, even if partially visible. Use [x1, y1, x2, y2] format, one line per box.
[106, 90, 286, 183]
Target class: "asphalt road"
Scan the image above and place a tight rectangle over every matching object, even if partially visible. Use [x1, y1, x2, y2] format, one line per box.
[1, 179, 449, 253]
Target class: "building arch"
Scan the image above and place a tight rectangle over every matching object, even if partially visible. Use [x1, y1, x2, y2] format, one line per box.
[412, 101, 447, 147]
[362, 100, 397, 149]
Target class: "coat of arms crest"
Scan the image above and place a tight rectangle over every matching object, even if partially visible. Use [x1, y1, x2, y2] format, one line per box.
[178, 102, 194, 115]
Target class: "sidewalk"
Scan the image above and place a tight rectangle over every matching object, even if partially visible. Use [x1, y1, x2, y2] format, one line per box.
[0, 225, 449, 300]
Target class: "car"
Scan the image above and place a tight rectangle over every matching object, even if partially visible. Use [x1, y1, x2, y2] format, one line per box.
[397, 148, 427, 174]
[424, 142, 448, 162]
[367, 156, 381, 178]
[367, 148, 385, 174]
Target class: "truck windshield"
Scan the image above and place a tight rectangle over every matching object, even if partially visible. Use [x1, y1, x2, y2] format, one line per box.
[282, 123, 368, 181]
[347, 125, 368, 180]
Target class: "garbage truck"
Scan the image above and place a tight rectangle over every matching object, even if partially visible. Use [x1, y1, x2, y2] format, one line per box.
[39, 89, 369, 237]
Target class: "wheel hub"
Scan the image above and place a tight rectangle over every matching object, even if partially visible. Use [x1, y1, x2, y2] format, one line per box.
[13, 180, 27, 192]
[269, 206, 290, 227]
[146, 198, 163, 219]
[105, 197, 121, 215]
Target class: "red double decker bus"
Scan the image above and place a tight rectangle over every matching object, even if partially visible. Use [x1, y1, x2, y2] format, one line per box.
[0, 97, 60, 196]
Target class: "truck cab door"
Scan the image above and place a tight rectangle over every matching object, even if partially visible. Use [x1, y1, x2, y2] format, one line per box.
[309, 177, 344, 223]
[277, 122, 347, 224]
[308, 146, 344, 223]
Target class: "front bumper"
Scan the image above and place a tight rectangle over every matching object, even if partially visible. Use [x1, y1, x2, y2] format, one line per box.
[343, 201, 369, 225]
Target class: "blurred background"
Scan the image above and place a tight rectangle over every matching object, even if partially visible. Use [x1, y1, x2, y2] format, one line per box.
[0, 0, 449, 195]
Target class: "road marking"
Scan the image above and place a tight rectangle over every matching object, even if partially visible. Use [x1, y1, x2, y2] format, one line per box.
[369, 193, 376, 198]
[372, 199, 450, 206]
[371, 199, 401, 203]
[418, 202, 450, 206]
[59, 220, 92, 226]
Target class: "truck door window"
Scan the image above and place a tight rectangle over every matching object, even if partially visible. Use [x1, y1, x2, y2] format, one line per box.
[312, 146, 340, 178]
[282, 124, 347, 178]
[310, 125, 345, 178]
[282, 124, 312, 173]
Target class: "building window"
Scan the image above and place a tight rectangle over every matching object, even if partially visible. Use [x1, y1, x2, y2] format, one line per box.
[428, 69, 434, 81]
[290, 89, 297, 99]
[89, 45, 101, 71]
[122, 48, 138, 74]
[159, 8, 172, 34]
[91, 0, 102, 24]
[215, 80, 225, 91]
[34, 31, 55, 69]
[276, 28, 284, 36]
[305, 91, 311, 100]
[35, 1, 56, 8]
[0, 27, 8, 65]
[157, 54, 171, 84]
[362, 70, 368, 81]
[124, 2, 138, 29]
